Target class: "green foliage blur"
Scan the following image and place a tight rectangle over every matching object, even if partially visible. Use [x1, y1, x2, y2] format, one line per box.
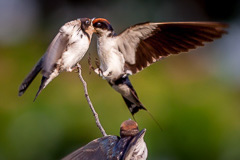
[0, 0, 240, 159]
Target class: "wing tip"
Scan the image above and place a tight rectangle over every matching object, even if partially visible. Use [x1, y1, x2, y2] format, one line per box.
[18, 83, 27, 96]
[18, 91, 24, 97]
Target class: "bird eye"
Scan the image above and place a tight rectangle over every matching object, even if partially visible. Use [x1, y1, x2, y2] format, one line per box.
[97, 22, 102, 27]
[85, 20, 90, 25]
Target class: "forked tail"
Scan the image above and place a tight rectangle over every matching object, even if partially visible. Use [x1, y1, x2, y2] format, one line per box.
[33, 76, 48, 101]
[112, 76, 163, 130]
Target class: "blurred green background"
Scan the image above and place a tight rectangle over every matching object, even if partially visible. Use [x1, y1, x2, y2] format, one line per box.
[0, 0, 240, 159]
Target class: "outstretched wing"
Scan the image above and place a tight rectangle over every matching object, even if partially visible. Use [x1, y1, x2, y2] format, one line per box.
[116, 22, 228, 74]
[42, 31, 69, 78]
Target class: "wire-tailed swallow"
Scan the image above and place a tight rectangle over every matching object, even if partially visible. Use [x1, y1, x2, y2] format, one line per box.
[92, 18, 228, 116]
[19, 18, 94, 101]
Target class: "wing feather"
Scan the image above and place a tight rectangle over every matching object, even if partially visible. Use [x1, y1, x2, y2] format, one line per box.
[42, 32, 69, 77]
[62, 136, 119, 160]
[117, 22, 228, 74]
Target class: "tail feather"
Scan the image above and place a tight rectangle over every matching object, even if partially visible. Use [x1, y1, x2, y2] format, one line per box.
[123, 78, 146, 115]
[122, 96, 146, 116]
[112, 76, 147, 116]
[122, 81, 163, 130]
[113, 76, 163, 130]
[19, 57, 44, 96]
[33, 76, 48, 101]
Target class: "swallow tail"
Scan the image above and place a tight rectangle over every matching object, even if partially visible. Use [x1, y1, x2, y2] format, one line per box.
[33, 76, 48, 101]
[111, 76, 147, 116]
[19, 57, 44, 96]
[122, 95, 146, 116]
[121, 77, 163, 130]
[33, 68, 59, 101]
[111, 76, 162, 129]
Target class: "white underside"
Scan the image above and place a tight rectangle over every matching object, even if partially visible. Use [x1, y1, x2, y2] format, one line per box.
[40, 20, 91, 90]
[61, 30, 90, 71]
[97, 34, 125, 80]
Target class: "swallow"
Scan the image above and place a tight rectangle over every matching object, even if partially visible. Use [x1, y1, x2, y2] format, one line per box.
[19, 18, 94, 101]
[92, 18, 228, 116]
[115, 119, 147, 160]
[62, 120, 147, 160]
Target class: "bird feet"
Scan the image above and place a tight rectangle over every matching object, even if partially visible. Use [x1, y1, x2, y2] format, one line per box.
[103, 71, 112, 77]
[94, 68, 112, 79]
[94, 68, 103, 77]
[67, 65, 79, 73]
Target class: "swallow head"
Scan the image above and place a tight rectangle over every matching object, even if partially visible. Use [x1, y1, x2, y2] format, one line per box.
[120, 120, 139, 138]
[79, 18, 94, 38]
[59, 18, 94, 41]
[92, 18, 114, 36]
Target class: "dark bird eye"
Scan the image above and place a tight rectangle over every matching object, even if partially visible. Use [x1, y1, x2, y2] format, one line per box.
[85, 20, 90, 25]
[97, 22, 102, 27]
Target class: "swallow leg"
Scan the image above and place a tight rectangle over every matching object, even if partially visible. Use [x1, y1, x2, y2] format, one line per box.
[95, 68, 112, 79]
[66, 66, 78, 73]
[94, 68, 104, 77]
[95, 58, 100, 68]
[88, 54, 95, 74]
[103, 70, 112, 78]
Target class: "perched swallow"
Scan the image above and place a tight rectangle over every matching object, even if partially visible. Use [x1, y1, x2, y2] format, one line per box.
[19, 18, 94, 100]
[62, 120, 147, 160]
[92, 18, 228, 116]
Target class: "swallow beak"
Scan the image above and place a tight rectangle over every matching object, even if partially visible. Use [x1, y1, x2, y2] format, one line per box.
[91, 17, 96, 23]
[91, 17, 97, 33]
